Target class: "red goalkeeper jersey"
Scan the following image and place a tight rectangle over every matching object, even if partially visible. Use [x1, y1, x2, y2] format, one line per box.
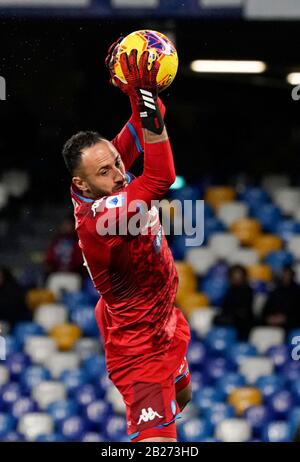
[71, 100, 179, 373]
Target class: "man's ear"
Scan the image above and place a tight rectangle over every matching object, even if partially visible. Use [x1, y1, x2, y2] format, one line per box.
[72, 176, 90, 193]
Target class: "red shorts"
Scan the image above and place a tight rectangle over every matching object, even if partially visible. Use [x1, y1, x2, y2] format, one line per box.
[107, 308, 191, 442]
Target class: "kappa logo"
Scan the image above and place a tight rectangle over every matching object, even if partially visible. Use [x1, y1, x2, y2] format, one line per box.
[137, 407, 163, 425]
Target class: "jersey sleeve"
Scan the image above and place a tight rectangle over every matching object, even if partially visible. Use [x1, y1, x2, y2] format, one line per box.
[111, 97, 166, 171]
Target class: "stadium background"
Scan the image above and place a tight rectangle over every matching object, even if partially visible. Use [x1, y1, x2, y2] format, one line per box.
[1, 0, 300, 442]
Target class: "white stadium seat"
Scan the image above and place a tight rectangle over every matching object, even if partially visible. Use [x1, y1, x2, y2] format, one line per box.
[215, 418, 251, 442]
[239, 357, 273, 384]
[34, 303, 68, 332]
[287, 235, 300, 260]
[18, 413, 54, 441]
[24, 336, 57, 365]
[1, 170, 30, 198]
[249, 326, 285, 354]
[209, 233, 239, 260]
[185, 247, 217, 276]
[217, 202, 248, 227]
[47, 352, 80, 379]
[0, 365, 9, 386]
[273, 187, 300, 216]
[227, 248, 259, 267]
[75, 338, 101, 361]
[32, 381, 66, 410]
[106, 384, 126, 414]
[46, 272, 81, 297]
[189, 308, 216, 338]
[262, 174, 290, 197]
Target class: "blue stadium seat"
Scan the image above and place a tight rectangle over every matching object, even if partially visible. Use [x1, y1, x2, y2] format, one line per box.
[82, 355, 106, 383]
[4, 336, 21, 356]
[84, 399, 113, 432]
[244, 405, 274, 438]
[273, 219, 300, 241]
[13, 322, 44, 347]
[82, 277, 100, 305]
[103, 415, 127, 442]
[20, 365, 51, 394]
[289, 379, 300, 405]
[36, 433, 66, 442]
[75, 384, 104, 407]
[266, 345, 290, 370]
[47, 400, 79, 427]
[267, 390, 295, 419]
[70, 306, 99, 337]
[190, 371, 204, 393]
[265, 251, 294, 274]
[203, 403, 235, 428]
[80, 432, 105, 442]
[0, 413, 16, 438]
[251, 203, 282, 232]
[11, 397, 38, 420]
[59, 369, 89, 397]
[227, 342, 258, 367]
[216, 372, 246, 398]
[6, 353, 31, 381]
[0, 431, 25, 442]
[0, 383, 22, 411]
[178, 418, 213, 442]
[204, 217, 225, 243]
[193, 386, 224, 413]
[201, 276, 228, 306]
[205, 327, 237, 356]
[288, 407, 300, 435]
[61, 292, 91, 312]
[262, 421, 294, 442]
[58, 415, 89, 442]
[186, 341, 207, 372]
[204, 357, 235, 385]
[281, 360, 300, 383]
[255, 375, 286, 399]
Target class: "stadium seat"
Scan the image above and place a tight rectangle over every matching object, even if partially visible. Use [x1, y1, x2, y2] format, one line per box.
[85, 399, 114, 431]
[247, 264, 272, 282]
[253, 234, 282, 258]
[267, 390, 295, 419]
[205, 327, 237, 356]
[205, 186, 236, 210]
[50, 323, 81, 350]
[0, 413, 16, 438]
[209, 232, 239, 260]
[6, 352, 31, 381]
[20, 365, 51, 394]
[32, 381, 66, 410]
[75, 338, 101, 361]
[226, 342, 258, 367]
[262, 421, 294, 442]
[82, 355, 106, 382]
[193, 387, 224, 413]
[175, 262, 197, 304]
[106, 384, 126, 415]
[24, 336, 57, 365]
[57, 415, 88, 441]
[4, 336, 20, 356]
[217, 201, 248, 227]
[266, 345, 290, 369]
[289, 379, 300, 405]
[47, 400, 79, 426]
[70, 306, 99, 337]
[239, 186, 269, 209]
[251, 203, 282, 233]
[18, 413, 54, 441]
[204, 357, 234, 385]
[80, 432, 105, 442]
[265, 250, 294, 274]
[249, 326, 285, 354]
[228, 387, 262, 415]
[60, 369, 89, 397]
[47, 352, 80, 379]
[203, 403, 235, 428]
[282, 360, 300, 383]
[244, 405, 274, 438]
[0, 365, 9, 387]
[178, 417, 212, 442]
[255, 374, 285, 399]
[230, 218, 261, 246]
[287, 235, 300, 260]
[274, 219, 300, 242]
[227, 248, 259, 267]
[11, 397, 38, 420]
[239, 357, 273, 384]
[0, 431, 24, 442]
[26, 289, 56, 310]
[13, 322, 44, 347]
[34, 303, 68, 332]
[288, 407, 300, 435]
[0, 383, 22, 410]
[262, 174, 290, 197]
[179, 292, 209, 316]
[187, 341, 207, 372]
[201, 276, 228, 306]
[189, 308, 216, 338]
[273, 187, 300, 216]
[216, 373, 246, 398]
[104, 415, 127, 442]
[46, 272, 82, 298]
[215, 418, 251, 442]
[185, 247, 217, 276]
[75, 384, 103, 408]
[36, 433, 66, 442]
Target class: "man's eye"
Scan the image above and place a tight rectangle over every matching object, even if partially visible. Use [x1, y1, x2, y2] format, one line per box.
[101, 171, 108, 176]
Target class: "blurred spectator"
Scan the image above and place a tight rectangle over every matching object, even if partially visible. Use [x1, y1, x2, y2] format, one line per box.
[214, 264, 254, 340]
[0, 267, 31, 327]
[261, 265, 300, 330]
[45, 215, 83, 276]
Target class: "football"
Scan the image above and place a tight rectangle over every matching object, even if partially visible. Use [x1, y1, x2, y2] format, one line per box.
[110, 29, 178, 92]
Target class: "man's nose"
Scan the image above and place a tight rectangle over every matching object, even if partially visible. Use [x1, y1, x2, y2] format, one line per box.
[114, 167, 125, 182]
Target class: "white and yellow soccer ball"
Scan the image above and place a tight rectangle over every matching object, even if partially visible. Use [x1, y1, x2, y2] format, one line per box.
[110, 29, 178, 92]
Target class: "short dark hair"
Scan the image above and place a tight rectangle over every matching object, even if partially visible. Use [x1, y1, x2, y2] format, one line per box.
[62, 131, 105, 175]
